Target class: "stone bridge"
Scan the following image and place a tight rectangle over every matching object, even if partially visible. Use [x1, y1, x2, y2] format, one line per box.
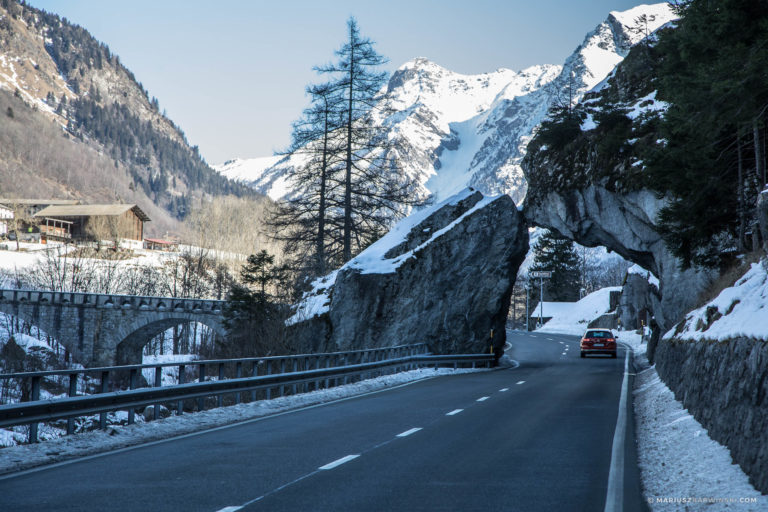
[0, 289, 227, 367]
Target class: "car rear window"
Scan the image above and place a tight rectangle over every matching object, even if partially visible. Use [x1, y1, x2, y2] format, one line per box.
[585, 330, 611, 338]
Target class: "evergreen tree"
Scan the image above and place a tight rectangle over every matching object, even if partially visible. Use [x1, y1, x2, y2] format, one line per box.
[316, 17, 422, 262]
[270, 82, 345, 278]
[645, 0, 768, 267]
[530, 230, 581, 302]
[220, 250, 285, 357]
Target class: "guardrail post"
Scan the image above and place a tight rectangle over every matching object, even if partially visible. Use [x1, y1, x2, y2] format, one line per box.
[324, 356, 330, 389]
[153, 367, 162, 420]
[292, 359, 298, 395]
[128, 369, 137, 425]
[217, 363, 225, 408]
[265, 362, 271, 400]
[197, 364, 206, 411]
[28, 376, 40, 444]
[67, 373, 78, 434]
[99, 371, 109, 430]
[177, 365, 186, 415]
[279, 359, 286, 397]
[251, 362, 259, 402]
[235, 362, 242, 405]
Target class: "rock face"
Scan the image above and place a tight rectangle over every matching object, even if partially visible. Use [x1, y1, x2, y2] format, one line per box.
[523, 185, 715, 360]
[289, 190, 528, 356]
[655, 337, 768, 493]
[617, 271, 659, 331]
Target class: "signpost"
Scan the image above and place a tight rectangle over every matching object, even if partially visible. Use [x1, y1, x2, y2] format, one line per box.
[529, 271, 552, 328]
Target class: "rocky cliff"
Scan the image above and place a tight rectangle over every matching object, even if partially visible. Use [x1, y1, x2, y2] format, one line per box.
[288, 189, 528, 356]
[522, 37, 717, 359]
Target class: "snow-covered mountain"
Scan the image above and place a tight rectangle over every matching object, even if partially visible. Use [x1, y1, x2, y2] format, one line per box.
[216, 3, 676, 204]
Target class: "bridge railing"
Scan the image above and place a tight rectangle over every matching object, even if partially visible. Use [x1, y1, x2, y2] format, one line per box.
[0, 344, 494, 444]
[0, 288, 226, 312]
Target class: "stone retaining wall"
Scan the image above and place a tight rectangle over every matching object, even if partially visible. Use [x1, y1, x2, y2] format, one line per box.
[655, 336, 768, 493]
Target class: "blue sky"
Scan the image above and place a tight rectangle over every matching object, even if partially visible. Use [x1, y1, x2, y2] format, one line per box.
[28, 0, 650, 164]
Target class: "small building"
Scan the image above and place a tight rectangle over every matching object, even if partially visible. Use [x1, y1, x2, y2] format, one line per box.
[34, 204, 150, 248]
[144, 238, 179, 251]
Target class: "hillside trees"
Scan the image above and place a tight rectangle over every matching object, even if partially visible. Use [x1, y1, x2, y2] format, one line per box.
[272, 18, 422, 285]
[646, 0, 768, 267]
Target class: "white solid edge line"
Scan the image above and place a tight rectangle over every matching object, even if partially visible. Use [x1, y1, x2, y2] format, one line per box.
[319, 454, 360, 471]
[476, 396, 490, 402]
[604, 346, 630, 512]
[216, 507, 242, 512]
[396, 427, 422, 438]
[446, 409, 463, 416]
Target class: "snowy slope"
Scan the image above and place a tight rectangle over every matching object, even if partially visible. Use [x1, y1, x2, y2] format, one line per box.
[219, 3, 676, 205]
[665, 260, 768, 341]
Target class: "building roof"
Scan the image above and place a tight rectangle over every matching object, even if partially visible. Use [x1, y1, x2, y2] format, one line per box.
[33, 204, 151, 222]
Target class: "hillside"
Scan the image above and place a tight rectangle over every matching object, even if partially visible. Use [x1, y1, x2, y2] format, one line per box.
[0, 0, 255, 234]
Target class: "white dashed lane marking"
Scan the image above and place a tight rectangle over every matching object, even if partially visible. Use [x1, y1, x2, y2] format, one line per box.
[446, 409, 464, 416]
[516, 381, 525, 385]
[499, 388, 509, 392]
[476, 396, 490, 402]
[396, 428, 422, 438]
[319, 454, 360, 470]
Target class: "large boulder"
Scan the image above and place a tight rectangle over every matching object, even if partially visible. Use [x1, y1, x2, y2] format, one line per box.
[288, 189, 528, 355]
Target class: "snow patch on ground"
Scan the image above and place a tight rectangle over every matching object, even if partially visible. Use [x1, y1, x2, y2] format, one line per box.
[534, 287, 622, 336]
[0, 367, 484, 475]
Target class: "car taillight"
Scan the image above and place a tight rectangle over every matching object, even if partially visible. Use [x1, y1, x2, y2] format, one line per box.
[607, 338, 614, 342]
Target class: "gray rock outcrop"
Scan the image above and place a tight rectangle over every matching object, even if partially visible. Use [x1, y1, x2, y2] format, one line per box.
[289, 190, 528, 356]
[523, 185, 716, 360]
[617, 271, 659, 331]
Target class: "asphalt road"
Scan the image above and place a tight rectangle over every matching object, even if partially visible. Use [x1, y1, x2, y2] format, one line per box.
[0, 331, 645, 512]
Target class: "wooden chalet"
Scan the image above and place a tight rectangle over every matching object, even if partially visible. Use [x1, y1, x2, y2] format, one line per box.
[33, 204, 150, 243]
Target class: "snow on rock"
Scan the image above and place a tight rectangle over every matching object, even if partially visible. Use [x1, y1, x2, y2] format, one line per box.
[289, 189, 528, 355]
[665, 260, 768, 341]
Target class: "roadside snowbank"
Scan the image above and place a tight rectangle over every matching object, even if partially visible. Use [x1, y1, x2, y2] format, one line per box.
[634, 359, 767, 510]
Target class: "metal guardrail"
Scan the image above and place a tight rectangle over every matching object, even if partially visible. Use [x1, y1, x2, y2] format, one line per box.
[0, 345, 493, 444]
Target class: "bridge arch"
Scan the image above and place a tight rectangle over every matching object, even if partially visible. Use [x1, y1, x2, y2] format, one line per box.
[113, 314, 227, 365]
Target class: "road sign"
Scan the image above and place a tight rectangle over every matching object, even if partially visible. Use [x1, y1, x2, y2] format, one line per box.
[530, 271, 552, 278]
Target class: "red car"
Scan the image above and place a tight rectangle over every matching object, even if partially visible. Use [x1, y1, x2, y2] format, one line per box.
[580, 329, 617, 358]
